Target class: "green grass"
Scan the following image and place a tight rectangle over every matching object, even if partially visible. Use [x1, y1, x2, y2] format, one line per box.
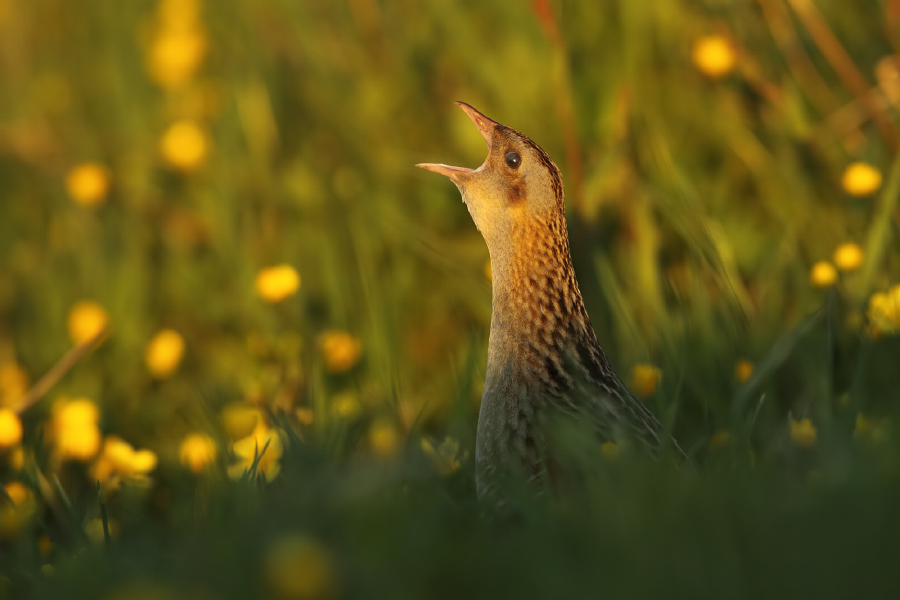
[1, 0, 900, 598]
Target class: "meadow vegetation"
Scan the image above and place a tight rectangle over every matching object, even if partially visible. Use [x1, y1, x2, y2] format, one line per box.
[1, 0, 900, 598]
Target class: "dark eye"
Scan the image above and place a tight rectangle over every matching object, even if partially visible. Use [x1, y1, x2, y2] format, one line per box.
[505, 151, 521, 170]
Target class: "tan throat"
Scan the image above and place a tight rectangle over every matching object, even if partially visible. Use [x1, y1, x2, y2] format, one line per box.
[485, 213, 598, 382]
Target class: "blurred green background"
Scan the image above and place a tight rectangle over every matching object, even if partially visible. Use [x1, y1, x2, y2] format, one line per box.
[2, 0, 900, 598]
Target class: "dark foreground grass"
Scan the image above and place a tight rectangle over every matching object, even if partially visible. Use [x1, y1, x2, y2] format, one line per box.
[2, 0, 900, 598]
[11, 431, 900, 600]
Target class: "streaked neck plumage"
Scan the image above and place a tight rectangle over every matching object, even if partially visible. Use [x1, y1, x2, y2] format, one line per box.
[484, 210, 606, 389]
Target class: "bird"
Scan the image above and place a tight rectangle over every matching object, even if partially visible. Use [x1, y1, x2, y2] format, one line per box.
[418, 102, 681, 497]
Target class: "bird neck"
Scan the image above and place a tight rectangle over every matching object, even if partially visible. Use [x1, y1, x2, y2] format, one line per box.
[485, 212, 596, 376]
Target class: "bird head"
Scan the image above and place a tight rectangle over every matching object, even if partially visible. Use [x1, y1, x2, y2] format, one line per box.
[417, 102, 564, 251]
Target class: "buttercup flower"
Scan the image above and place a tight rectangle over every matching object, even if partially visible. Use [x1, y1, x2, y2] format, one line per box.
[160, 119, 208, 171]
[842, 162, 882, 197]
[368, 418, 400, 458]
[51, 397, 101, 461]
[319, 331, 362, 373]
[229, 426, 283, 480]
[91, 435, 158, 489]
[692, 35, 736, 78]
[790, 417, 817, 448]
[220, 403, 264, 440]
[145, 329, 185, 378]
[867, 285, 900, 336]
[809, 261, 837, 288]
[179, 432, 217, 473]
[833, 243, 864, 271]
[735, 359, 754, 383]
[631, 364, 662, 398]
[0, 409, 22, 448]
[331, 393, 362, 419]
[65, 163, 110, 207]
[37, 535, 53, 557]
[295, 407, 314, 426]
[147, 25, 206, 89]
[67, 301, 108, 345]
[0, 481, 36, 539]
[256, 265, 301, 303]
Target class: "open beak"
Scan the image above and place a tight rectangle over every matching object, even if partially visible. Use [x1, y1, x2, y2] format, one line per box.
[416, 101, 499, 179]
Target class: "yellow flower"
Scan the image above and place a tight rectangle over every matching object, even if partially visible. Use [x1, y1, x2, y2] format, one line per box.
[0, 481, 36, 539]
[8, 446, 25, 471]
[331, 393, 362, 419]
[708, 429, 730, 449]
[0, 409, 22, 448]
[228, 426, 283, 480]
[53, 397, 99, 428]
[51, 397, 101, 461]
[368, 418, 400, 458]
[58, 426, 101, 461]
[65, 163, 110, 207]
[421, 436, 466, 475]
[67, 300, 108, 345]
[37, 535, 54, 557]
[179, 432, 217, 473]
[692, 35, 736, 78]
[0, 363, 28, 410]
[255, 265, 301, 303]
[734, 359, 753, 383]
[809, 261, 837, 287]
[133, 450, 157, 471]
[842, 162, 882, 197]
[319, 331, 362, 373]
[147, 27, 206, 89]
[262, 535, 337, 600]
[630, 363, 662, 398]
[160, 119, 208, 171]
[295, 407, 314, 426]
[601, 441, 619, 460]
[85, 517, 119, 544]
[833, 243, 864, 271]
[790, 417, 817, 448]
[91, 436, 157, 488]
[2, 482, 31, 507]
[867, 285, 900, 336]
[145, 329, 185, 378]
[220, 403, 263, 440]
